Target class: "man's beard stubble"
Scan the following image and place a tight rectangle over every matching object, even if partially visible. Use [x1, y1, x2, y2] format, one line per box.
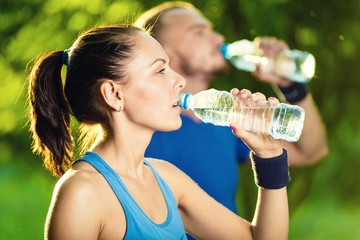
[177, 52, 229, 84]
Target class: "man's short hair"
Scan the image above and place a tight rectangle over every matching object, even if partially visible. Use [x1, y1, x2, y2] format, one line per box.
[134, 1, 195, 41]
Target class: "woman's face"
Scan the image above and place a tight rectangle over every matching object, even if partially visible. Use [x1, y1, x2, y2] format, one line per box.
[122, 31, 186, 132]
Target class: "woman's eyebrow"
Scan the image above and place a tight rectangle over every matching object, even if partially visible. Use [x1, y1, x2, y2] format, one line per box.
[150, 58, 166, 66]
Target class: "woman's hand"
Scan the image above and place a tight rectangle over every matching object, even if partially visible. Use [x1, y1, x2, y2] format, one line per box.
[229, 88, 283, 158]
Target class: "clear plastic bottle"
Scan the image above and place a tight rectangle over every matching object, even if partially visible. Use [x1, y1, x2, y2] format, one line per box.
[179, 89, 305, 142]
[220, 39, 316, 83]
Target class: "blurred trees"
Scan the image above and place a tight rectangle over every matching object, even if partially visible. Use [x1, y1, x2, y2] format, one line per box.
[1, 0, 360, 239]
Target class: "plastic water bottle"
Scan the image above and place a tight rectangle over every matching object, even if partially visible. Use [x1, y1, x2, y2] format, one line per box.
[220, 39, 316, 83]
[179, 89, 305, 142]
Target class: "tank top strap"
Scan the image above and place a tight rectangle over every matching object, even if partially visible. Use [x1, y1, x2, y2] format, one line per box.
[143, 158, 178, 206]
[74, 152, 135, 211]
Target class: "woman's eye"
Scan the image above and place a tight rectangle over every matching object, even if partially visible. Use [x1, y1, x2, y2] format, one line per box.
[158, 68, 166, 74]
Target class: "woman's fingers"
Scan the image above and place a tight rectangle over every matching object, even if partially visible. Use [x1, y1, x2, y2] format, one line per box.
[229, 89, 283, 157]
[231, 88, 250, 107]
[231, 89, 281, 108]
[268, 96, 280, 105]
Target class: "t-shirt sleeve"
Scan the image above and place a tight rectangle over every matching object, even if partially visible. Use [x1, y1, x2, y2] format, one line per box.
[236, 138, 250, 164]
[145, 131, 166, 159]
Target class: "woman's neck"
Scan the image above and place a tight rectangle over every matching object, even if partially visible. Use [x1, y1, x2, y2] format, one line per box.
[91, 124, 153, 179]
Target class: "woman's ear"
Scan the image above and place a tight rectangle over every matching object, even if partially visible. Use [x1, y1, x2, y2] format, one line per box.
[99, 80, 123, 112]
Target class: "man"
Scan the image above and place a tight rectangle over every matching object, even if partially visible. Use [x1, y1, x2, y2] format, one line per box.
[135, 2, 328, 237]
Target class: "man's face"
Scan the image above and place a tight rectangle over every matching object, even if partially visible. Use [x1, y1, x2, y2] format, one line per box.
[159, 9, 228, 78]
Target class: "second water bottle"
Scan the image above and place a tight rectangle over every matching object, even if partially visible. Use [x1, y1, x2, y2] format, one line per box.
[220, 39, 316, 83]
[178, 89, 305, 142]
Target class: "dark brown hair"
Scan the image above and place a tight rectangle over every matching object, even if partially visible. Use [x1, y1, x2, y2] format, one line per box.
[134, 1, 195, 43]
[28, 24, 142, 177]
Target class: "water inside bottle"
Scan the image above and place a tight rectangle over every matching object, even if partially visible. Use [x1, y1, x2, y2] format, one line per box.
[192, 105, 275, 134]
[230, 54, 267, 72]
[270, 106, 305, 142]
[275, 50, 315, 83]
[222, 41, 315, 83]
[222, 40, 263, 73]
[179, 89, 305, 142]
[192, 103, 304, 142]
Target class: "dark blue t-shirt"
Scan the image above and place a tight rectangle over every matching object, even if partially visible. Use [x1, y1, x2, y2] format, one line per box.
[145, 114, 250, 214]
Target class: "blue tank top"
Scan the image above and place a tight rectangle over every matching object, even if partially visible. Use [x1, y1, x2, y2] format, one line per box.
[146, 114, 250, 213]
[75, 152, 187, 240]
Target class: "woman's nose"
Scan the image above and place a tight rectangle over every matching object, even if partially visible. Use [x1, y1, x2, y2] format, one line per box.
[175, 72, 186, 90]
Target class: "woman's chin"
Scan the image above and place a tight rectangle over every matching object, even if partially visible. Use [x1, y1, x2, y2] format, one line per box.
[159, 121, 182, 132]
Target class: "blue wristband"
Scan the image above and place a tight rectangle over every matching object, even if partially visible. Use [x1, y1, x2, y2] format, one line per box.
[250, 149, 290, 189]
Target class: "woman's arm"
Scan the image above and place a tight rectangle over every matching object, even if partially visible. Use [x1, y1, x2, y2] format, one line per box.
[160, 89, 289, 239]
[45, 170, 110, 240]
[160, 154, 288, 240]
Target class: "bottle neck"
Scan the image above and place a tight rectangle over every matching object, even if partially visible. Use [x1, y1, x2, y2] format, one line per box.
[220, 43, 230, 59]
[178, 93, 192, 110]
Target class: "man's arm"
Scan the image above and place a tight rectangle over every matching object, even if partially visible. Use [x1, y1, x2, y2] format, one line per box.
[281, 92, 328, 166]
[252, 36, 328, 166]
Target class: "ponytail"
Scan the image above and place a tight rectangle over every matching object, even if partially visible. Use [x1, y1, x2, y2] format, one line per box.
[28, 51, 72, 178]
[28, 25, 143, 177]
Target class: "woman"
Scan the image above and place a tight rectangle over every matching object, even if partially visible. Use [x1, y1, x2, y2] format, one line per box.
[28, 24, 289, 239]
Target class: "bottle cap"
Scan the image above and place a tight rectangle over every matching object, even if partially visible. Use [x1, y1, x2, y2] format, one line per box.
[220, 43, 230, 59]
[178, 93, 190, 110]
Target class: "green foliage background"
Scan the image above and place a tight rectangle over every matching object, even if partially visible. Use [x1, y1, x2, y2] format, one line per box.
[1, 0, 359, 239]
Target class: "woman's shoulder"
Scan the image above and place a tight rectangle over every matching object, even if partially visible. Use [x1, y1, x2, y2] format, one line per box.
[53, 163, 105, 205]
[145, 158, 197, 198]
[146, 158, 183, 178]
[46, 163, 115, 238]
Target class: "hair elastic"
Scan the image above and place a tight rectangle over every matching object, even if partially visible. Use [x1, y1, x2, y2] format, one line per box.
[62, 49, 69, 66]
